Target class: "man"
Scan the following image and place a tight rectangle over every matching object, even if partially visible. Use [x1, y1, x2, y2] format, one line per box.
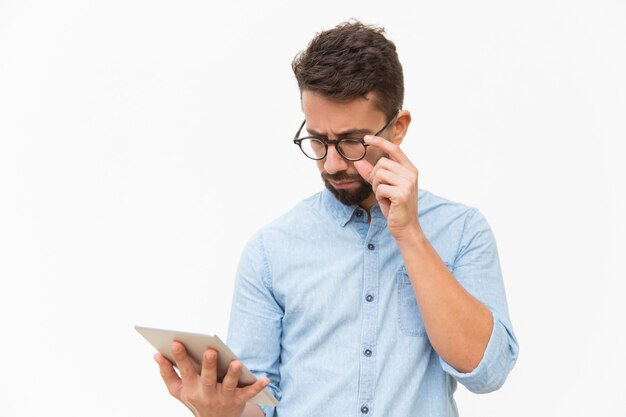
[154, 21, 519, 417]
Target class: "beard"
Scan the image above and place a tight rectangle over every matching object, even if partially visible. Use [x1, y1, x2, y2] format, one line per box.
[321, 171, 373, 206]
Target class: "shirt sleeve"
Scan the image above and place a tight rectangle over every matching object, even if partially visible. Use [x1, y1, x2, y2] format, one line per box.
[227, 231, 283, 416]
[439, 209, 519, 393]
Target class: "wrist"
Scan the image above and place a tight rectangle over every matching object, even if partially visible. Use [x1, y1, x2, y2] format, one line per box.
[392, 222, 426, 246]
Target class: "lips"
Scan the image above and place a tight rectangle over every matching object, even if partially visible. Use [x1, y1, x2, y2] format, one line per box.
[330, 180, 357, 189]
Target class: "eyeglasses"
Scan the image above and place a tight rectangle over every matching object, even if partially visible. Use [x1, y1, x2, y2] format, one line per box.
[293, 111, 399, 161]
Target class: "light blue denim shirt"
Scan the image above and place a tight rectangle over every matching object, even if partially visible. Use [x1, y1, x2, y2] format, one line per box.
[227, 188, 518, 417]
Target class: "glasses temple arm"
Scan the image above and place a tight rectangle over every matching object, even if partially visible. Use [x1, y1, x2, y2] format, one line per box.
[294, 120, 306, 140]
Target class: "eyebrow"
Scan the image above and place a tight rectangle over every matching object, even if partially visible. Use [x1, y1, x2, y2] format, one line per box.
[305, 127, 374, 138]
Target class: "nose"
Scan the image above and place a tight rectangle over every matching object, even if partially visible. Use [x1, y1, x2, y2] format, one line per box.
[323, 144, 350, 174]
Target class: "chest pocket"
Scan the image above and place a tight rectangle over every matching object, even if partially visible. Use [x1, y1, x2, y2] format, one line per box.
[396, 263, 454, 337]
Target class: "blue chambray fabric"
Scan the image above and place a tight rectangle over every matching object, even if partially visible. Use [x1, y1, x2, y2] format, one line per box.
[227, 188, 518, 417]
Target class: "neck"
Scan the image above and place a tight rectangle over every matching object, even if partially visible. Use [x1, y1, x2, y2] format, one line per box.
[358, 194, 378, 223]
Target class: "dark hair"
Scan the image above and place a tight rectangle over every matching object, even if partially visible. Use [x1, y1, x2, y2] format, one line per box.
[292, 20, 404, 121]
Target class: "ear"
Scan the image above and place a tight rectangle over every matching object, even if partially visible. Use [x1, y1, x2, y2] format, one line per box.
[391, 110, 411, 145]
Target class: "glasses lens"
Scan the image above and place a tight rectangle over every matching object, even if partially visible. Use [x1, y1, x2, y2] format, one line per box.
[299, 138, 326, 159]
[338, 139, 367, 160]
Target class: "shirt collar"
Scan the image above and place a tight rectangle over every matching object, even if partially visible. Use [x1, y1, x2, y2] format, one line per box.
[321, 187, 427, 227]
[321, 188, 387, 227]
[321, 188, 359, 227]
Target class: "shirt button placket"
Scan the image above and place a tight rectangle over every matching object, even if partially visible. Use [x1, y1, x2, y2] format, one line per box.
[359, 239, 378, 416]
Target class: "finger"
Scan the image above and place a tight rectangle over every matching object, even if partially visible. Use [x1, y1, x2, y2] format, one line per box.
[171, 341, 198, 385]
[237, 377, 271, 402]
[200, 349, 218, 388]
[221, 360, 242, 394]
[371, 168, 411, 193]
[353, 159, 374, 183]
[374, 183, 404, 202]
[363, 135, 412, 166]
[372, 157, 416, 182]
[154, 353, 183, 399]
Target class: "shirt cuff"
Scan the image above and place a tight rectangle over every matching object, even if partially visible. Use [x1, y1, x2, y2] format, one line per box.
[254, 383, 279, 417]
[257, 403, 275, 417]
[439, 315, 518, 393]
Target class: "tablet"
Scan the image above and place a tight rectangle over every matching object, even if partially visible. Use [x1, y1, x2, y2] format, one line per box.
[135, 325, 278, 406]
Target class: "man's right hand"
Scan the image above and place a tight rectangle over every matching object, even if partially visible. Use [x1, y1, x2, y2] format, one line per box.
[154, 341, 270, 417]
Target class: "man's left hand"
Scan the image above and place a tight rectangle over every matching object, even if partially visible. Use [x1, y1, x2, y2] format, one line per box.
[354, 135, 422, 241]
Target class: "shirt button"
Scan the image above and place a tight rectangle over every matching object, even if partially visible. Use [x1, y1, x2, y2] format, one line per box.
[361, 405, 369, 414]
[364, 349, 372, 357]
[366, 294, 374, 302]
[356, 211, 363, 218]
[367, 243, 375, 250]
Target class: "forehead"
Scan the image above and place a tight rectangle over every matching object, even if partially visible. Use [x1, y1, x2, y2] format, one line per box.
[301, 90, 386, 134]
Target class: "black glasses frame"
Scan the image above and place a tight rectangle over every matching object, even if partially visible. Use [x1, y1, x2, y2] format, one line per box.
[293, 110, 400, 161]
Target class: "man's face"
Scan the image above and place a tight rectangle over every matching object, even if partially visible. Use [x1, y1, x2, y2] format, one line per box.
[301, 90, 389, 208]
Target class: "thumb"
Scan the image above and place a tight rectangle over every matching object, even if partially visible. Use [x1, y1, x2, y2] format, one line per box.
[354, 159, 374, 183]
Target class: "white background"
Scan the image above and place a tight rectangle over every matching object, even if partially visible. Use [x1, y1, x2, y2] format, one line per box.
[1, 1, 625, 416]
